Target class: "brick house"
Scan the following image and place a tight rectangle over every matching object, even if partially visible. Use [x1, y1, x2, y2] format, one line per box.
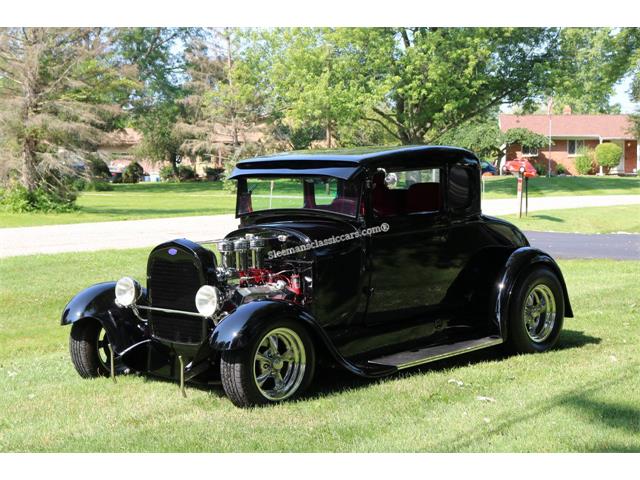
[498, 110, 638, 175]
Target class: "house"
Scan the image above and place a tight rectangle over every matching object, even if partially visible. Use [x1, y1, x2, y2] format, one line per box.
[499, 109, 638, 175]
[98, 124, 269, 180]
[99, 128, 162, 180]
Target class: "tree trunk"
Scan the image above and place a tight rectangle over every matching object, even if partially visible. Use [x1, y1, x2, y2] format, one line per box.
[21, 137, 38, 192]
[326, 121, 333, 148]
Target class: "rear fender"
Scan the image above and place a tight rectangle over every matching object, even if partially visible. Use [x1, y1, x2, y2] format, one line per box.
[60, 282, 144, 353]
[493, 247, 573, 339]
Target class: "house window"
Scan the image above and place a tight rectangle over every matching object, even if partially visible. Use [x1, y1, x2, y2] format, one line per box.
[522, 145, 538, 156]
[567, 140, 585, 155]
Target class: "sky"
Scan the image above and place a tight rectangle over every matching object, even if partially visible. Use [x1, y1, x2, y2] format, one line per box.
[611, 75, 637, 113]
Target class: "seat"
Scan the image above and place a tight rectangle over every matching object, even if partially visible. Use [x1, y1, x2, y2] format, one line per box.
[406, 183, 441, 213]
[327, 197, 357, 215]
[372, 171, 402, 216]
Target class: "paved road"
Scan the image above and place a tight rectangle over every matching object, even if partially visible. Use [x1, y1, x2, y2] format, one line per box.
[524, 231, 640, 260]
[1, 194, 639, 258]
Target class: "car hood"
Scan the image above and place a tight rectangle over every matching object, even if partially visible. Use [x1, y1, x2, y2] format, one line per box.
[228, 218, 360, 244]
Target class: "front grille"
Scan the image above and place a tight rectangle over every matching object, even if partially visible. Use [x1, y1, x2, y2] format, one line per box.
[150, 312, 206, 344]
[149, 257, 202, 311]
[148, 249, 205, 344]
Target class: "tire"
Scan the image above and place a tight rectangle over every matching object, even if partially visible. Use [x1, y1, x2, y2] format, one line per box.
[69, 318, 113, 378]
[506, 266, 565, 354]
[220, 319, 316, 407]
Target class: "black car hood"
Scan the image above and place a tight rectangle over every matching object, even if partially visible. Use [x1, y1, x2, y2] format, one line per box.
[228, 218, 360, 244]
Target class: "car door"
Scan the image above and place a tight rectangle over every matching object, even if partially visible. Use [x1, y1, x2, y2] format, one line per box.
[364, 163, 453, 325]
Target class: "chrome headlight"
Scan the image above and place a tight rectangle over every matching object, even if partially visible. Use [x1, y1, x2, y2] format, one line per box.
[195, 285, 220, 317]
[115, 276, 140, 307]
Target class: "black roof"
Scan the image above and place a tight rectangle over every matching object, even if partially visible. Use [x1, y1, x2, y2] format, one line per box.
[230, 145, 477, 179]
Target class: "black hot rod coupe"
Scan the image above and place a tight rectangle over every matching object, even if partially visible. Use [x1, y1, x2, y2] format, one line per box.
[62, 146, 572, 407]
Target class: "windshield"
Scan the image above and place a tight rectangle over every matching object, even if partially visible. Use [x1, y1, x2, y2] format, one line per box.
[236, 176, 361, 217]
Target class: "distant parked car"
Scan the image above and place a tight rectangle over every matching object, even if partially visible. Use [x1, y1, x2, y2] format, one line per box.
[480, 160, 497, 176]
[502, 158, 538, 178]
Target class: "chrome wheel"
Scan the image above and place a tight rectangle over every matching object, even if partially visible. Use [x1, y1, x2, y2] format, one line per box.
[253, 327, 306, 401]
[523, 284, 557, 343]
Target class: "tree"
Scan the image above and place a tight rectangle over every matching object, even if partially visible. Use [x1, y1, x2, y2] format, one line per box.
[628, 37, 640, 139]
[437, 118, 504, 160]
[0, 28, 133, 207]
[250, 28, 562, 146]
[547, 28, 640, 114]
[179, 28, 272, 163]
[115, 28, 199, 172]
[503, 128, 550, 152]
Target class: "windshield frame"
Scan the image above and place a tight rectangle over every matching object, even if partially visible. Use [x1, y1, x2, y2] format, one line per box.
[234, 174, 363, 220]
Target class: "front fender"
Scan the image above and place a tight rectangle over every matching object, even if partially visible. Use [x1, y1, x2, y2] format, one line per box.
[210, 300, 315, 351]
[210, 300, 393, 378]
[494, 247, 573, 338]
[60, 282, 144, 353]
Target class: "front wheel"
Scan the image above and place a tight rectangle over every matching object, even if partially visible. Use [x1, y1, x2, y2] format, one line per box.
[220, 320, 315, 407]
[69, 318, 114, 378]
[507, 266, 565, 354]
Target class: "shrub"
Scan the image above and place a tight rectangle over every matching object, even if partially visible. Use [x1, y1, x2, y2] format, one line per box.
[160, 165, 176, 181]
[595, 143, 622, 172]
[0, 183, 77, 213]
[204, 166, 225, 181]
[556, 164, 568, 175]
[72, 178, 88, 191]
[122, 161, 145, 183]
[177, 165, 196, 181]
[574, 147, 595, 175]
[534, 163, 547, 176]
[85, 180, 114, 191]
[87, 157, 111, 180]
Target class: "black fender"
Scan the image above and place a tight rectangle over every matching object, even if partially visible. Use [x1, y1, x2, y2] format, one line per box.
[493, 247, 573, 339]
[60, 282, 144, 354]
[210, 300, 395, 378]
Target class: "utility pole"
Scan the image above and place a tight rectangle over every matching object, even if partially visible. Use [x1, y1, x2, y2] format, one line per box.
[547, 97, 553, 178]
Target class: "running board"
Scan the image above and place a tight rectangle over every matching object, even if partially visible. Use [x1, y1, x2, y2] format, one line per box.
[368, 335, 503, 370]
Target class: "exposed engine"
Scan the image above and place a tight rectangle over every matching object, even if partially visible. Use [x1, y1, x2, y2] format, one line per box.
[212, 232, 312, 317]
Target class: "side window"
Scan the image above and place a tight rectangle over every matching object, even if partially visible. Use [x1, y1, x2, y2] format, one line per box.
[371, 167, 442, 217]
[449, 165, 472, 211]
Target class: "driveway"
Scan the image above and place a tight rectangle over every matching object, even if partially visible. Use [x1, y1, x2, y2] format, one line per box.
[1, 194, 639, 258]
[524, 231, 640, 260]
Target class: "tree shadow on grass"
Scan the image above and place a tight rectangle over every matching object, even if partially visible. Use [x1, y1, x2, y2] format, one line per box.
[530, 214, 564, 223]
[433, 370, 640, 452]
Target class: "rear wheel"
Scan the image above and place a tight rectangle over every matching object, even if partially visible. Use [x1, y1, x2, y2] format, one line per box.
[507, 266, 564, 353]
[220, 320, 315, 407]
[69, 319, 113, 378]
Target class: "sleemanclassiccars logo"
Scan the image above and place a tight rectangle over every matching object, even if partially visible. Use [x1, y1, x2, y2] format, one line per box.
[268, 223, 390, 260]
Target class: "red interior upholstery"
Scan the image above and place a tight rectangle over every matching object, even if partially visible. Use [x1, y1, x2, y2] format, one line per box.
[406, 183, 441, 213]
[327, 197, 357, 215]
[371, 172, 400, 216]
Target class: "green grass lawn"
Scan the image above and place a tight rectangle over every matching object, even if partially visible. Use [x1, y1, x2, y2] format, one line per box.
[0, 176, 638, 228]
[482, 175, 639, 199]
[499, 205, 640, 234]
[1, 249, 638, 452]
